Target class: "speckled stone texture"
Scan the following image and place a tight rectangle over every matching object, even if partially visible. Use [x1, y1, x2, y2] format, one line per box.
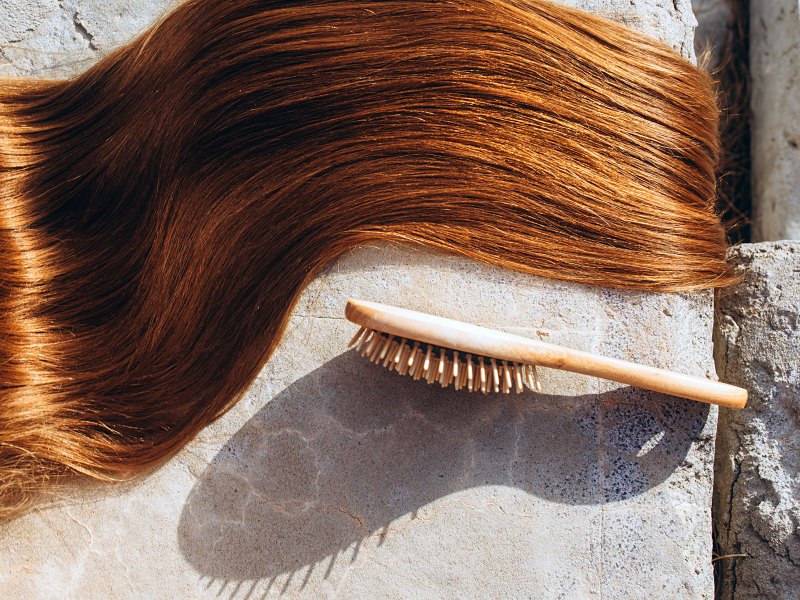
[1, 246, 720, 599]
[0, 1, 717, 598]
[714, 242, 800, 600]
[750, 1, 800, 241]
[0, 0, 180, 78]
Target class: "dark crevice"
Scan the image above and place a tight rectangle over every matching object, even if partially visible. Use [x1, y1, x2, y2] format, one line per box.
[714, 0, 752, 243]
[72, 12, 98, 51]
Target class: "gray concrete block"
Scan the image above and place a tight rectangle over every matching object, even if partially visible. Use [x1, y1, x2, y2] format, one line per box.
[0, 0, 718, 597]
[751, 1, 800, 241]
[714, 241, 800, 600]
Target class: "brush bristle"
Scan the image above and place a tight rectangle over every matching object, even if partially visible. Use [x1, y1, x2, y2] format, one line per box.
[348, 327, 541, 394]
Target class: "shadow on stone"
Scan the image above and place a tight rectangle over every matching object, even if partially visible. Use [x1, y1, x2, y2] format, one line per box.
[178, 351, 707, 582]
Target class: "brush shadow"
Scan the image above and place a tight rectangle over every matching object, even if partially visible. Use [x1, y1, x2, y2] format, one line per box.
[177, 351, 708, 582]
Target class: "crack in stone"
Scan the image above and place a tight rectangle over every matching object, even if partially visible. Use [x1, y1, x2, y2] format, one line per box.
[62, 506, 94, 548]
[337, 506, 366, 530]
[229, 467, 319, 519]
[72, 11, 97, 51]
[726, 435, 743, 598]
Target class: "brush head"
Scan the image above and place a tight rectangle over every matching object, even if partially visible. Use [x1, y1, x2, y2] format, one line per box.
[345, 300, 541, 394]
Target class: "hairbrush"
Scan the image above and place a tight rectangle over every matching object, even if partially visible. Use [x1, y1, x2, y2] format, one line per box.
[345, 299, 747, 409]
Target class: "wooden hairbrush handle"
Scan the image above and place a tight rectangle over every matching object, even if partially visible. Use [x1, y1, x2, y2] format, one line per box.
[520, 342, 747, 408]
[345, 299, 748, 409]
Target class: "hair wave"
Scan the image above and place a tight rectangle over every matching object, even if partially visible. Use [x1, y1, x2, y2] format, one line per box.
[0, 0, 730, 516]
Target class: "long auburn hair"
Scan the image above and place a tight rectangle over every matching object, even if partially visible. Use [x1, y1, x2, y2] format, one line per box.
[0, 0, 730, 517]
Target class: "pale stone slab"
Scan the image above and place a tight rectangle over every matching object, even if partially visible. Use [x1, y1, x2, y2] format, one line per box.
[714, 242, 800, 600]
[0, 0, 717, 598]
[750, 1, 800, 241]
[0, 244, 719, 599]
[0, 0, 179, 78]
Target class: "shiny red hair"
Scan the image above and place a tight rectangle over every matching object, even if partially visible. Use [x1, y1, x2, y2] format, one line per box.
[0, 0, 730, 517]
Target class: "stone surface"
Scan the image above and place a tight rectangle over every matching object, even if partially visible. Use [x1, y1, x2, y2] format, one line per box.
[0, 1, 718, 598]
[1, 245, 720, 599]
[560, 0, 699, 60]
[0, 0, 178, 78]
[713, 242, 800, 600]
[750, 1, 800, 241]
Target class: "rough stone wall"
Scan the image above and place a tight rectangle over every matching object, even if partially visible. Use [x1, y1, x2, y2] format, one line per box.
[750, 1, 800, 241]
[714, 242, 800, 600]
[0, 1, 718, 598]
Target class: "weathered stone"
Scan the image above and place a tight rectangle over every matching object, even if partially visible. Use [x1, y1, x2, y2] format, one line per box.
[714, 241, 800, 600]
[0, 0, 178, 78]
[0, 1, 718, 598]
[562, 0, 699, 60]
[1, 244, 720, 598]
[750, 1, 800, 241]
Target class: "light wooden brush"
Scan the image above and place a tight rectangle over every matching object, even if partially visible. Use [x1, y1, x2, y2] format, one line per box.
[345, 299, 747, 409]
